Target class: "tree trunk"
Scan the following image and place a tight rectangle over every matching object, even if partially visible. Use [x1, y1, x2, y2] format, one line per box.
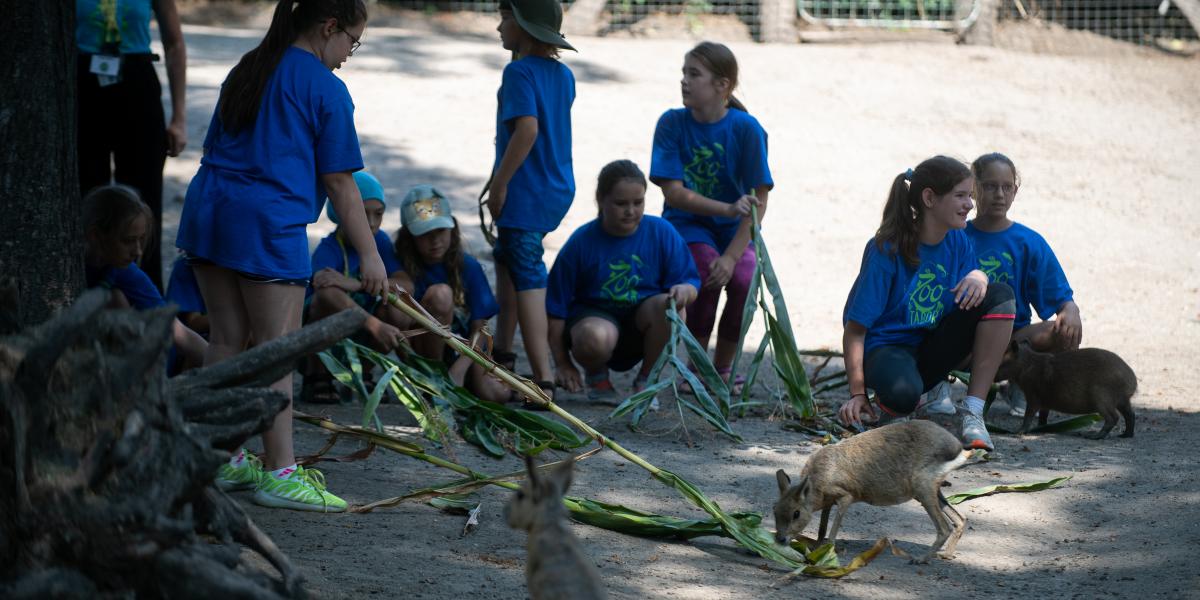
[0, 290, 367, 598]
[562, 0, 609, 37]
[957, 0, 1001, 45]
[0, 0, 83, 330]
[759, 0, 799, 43]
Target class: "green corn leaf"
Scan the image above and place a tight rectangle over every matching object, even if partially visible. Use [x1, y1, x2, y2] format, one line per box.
[564, 496, 761, 541]
[429, 494, 480, 514]
[344, 341, 371, 402]
[316, 348, 354, 389]
[946, 476, 1072, 505]
[764, 310, 815, 417]
[727, 214, 763, 390]
[677, 397, 742, 441]
[666, 305, 731, 413]
[670, 354, 740, 441]
[472, 418, 506, 457]
[739, 331, 771, 409]
[362, 365, 397, 431]
[609, 380, 674, 419]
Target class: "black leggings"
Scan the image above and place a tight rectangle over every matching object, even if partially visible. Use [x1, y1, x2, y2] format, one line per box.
[77, 55, 167, 291]
[865, 283, 1015, 416]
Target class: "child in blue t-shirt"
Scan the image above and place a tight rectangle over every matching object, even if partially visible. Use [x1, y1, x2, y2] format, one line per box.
[176, 1, 380, 512]
[166, 254, 209, 336]
[83, 185, 207, 372]
[394, 186, 509, 404]
[840, 156, 1015, 453]
[547, 161, 700, 402]
[306, 171, 409, 352]
[966, 152, 1081, 417]
[487, 0, 577, 401]
[649, 42, 772, 395]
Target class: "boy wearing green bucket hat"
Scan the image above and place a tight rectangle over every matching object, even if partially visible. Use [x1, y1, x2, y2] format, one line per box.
[488, 0, 576, 401]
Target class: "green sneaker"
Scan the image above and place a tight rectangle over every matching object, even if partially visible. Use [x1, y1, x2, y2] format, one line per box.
[216, 451, 263, 491]
[252, 466, 347, 513]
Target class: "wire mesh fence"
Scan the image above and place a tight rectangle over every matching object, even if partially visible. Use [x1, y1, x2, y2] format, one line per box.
[999, 0, 1199, 44]
[382, 0, 1199, 44]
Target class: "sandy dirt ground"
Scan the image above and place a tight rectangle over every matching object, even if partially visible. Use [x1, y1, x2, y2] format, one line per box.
[154, 10, 1200, 599]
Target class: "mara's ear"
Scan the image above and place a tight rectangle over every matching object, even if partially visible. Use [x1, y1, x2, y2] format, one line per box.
[524, 454, 539, 488]
[549, 456, 575, 495]
[776, 469, 791, 495]
[797, 475, 812, 500]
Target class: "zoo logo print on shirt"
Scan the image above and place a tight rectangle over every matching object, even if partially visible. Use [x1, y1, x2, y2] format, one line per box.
[602, 255, 645, 305]
[683, 143, 725, 199]
[906, 263, 951, 327]
[978, 251, 1015, 285]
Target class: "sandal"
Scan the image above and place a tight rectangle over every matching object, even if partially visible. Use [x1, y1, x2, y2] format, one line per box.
[521, 381, 554, 411]
[493, 350, 517, 372]
[717, 368, 746, 397]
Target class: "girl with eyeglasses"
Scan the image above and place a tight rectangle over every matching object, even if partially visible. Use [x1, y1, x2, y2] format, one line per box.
[965, 153, 1081, 417]
[177, 0, 381, 512]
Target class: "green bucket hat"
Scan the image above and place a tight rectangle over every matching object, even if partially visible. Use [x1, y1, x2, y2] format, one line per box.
[500, 0, 576, 52]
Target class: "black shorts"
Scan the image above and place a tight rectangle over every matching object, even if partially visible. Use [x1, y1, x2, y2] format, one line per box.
[565, 305, 644, 373]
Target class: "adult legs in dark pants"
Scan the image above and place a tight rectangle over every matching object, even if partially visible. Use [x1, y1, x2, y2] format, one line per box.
[78, 58, 168, 291]
[864, 283, 1015, 449]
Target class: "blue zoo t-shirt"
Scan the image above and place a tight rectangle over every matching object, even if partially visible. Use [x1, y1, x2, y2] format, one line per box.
[77, 0, 154, 54]
[546, 215, 701, 320]
[843, 230, 978, 352]
[87, 262, 165, 310]
[493, 56, 576, 233]
[411, 255, 499, 324]
[966, 221, 1073, 330]
[309, 230, 403, 280]
[650, 108, 773, 252]
[178, 47, 364, 280]
[165, 255, 206, 315]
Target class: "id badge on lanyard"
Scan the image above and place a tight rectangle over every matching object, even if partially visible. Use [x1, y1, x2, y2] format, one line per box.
[90, 42, 122, 87]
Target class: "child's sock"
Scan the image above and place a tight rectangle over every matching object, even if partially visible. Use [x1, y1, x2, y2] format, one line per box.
[270, 464, 298, 480]
[964, 395, 986, 416]
[229, 448, 246, 467]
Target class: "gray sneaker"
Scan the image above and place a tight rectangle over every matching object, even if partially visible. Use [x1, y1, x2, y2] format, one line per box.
[919, 381, 957, 415]
[1007, 383, 1027, 417]
[960, 411, 994, 452]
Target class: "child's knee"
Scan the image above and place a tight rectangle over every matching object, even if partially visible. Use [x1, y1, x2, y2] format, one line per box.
[876, 377, 923, 416]
[572, 320, 617, 356]
[421, 284, 454, 315]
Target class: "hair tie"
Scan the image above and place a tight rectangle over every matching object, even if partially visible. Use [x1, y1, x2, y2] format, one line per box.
[904, 168, 914, 182]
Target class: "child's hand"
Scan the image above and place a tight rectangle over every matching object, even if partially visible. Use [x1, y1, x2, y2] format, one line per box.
[669, 283, 698, 308]
[555, 364, 583, 393]
[838, 393, 876, 428]
[952, 270, 988, 309]
[313, 268, 359, 292]
[724, 194, 758, 218]
[1053, 304, 1083, 349]
[359, 254, 388, 298]
[487, 185, 507, 220]
[704, 255, 736, 290]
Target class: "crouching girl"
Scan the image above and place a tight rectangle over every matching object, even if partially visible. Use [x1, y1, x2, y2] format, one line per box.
[839, 156, 1014, 452]
[547, 160, 700, 402]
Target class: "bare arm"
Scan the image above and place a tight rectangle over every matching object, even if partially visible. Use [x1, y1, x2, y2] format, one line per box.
[322, 172, 387, 296]
[838, 320, 875, 427]
[154, 0, 187, 156]
[703, 186, 769, 290]
[659, 179, 745, 218]
[487, 116, 537, 219]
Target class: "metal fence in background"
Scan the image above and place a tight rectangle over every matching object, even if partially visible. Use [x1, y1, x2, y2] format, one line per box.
[384, 0, 1200, 44]
[999, 0, 1199, 44]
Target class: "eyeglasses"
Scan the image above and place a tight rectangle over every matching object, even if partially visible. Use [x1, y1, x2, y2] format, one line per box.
[338, 29, 362, 55]
[980, 181, 1016, 194]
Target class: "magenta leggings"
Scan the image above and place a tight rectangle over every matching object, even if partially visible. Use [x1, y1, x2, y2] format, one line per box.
[687, 243, 756, 344]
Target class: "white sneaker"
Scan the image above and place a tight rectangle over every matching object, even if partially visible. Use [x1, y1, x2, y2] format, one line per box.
[961, 411, 995, 452]
[1007, 383, 1027, 417]
[920, 381, 957, 415]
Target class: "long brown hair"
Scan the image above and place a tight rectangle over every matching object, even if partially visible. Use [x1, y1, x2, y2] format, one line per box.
[875, 155, 971, 266]
[687, 41, 747, 112]
[218, 0, 367, 133]
[395, 219, 466, 307]
[82, 184, 154, 251]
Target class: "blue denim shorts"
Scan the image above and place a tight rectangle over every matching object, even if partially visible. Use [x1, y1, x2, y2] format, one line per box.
[493, 228, 548, 291]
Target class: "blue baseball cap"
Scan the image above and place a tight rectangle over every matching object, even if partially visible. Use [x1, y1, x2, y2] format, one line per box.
[325, 171, 386, 224]
[400, 185, 455, 236]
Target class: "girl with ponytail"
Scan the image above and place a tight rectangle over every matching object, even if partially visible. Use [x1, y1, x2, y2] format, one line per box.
[649, 41, 772, 394]
[840, 156, 1015, 453]
[177, 0, 379, 512]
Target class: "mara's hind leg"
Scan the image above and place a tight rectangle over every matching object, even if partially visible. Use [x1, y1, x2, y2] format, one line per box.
[1086, 404, 1119, 440]
[937, 489, 967, 558]
[913, 486, 952, 564]
[1118, 400, 1135, 438]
